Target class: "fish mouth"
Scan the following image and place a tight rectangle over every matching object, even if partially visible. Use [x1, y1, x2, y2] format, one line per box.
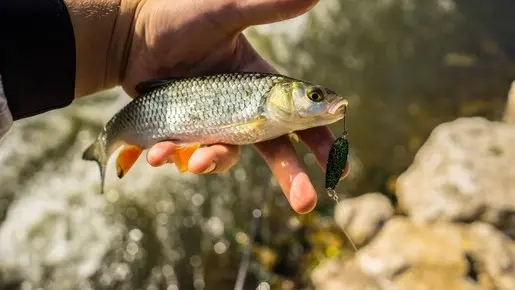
[328, 99, 348, 115]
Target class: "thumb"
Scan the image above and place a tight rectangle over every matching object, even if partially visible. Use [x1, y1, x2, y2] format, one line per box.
[233, 0, 319, 27]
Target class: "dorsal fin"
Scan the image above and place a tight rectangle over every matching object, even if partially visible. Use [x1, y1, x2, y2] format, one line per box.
[135, 77, 181, 95]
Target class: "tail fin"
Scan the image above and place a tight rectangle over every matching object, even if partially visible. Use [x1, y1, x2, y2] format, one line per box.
[82, 140, 107, 194]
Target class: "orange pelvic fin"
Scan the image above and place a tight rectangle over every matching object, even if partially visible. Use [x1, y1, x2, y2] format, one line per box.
[170, 143, 201, 173]
[116, 145, 144, 178]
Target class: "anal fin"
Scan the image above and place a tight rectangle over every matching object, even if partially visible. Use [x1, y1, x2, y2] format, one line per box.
[116, 145, 144, 178]
[170, 143, 201, 173]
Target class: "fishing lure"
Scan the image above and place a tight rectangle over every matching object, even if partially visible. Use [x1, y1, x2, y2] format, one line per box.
[325, 133, 349, 202]
[323, 106, 357, 252]
[324, 103, 349, 202]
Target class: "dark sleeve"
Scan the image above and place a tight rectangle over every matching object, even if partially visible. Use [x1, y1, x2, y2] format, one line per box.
[0, 0, 76, 120]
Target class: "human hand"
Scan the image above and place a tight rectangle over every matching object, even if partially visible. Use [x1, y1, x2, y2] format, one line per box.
[68, 0, 350, 214]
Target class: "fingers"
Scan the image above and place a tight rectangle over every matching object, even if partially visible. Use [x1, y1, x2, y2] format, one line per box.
[254, 136, 317, 214]
[231, 0, 320, 27]
[147, 141, 178, 167]
[252, 127, 350, 215]
[188, 144, 241, 174]
[147, 138, 319, 214]
[146, 141, 241, 173]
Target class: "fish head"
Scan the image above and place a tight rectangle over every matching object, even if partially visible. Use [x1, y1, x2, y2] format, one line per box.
[266, 80, 348, 127]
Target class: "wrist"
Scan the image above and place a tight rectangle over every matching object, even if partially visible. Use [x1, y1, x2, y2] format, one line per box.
[64, 0, 144, 97]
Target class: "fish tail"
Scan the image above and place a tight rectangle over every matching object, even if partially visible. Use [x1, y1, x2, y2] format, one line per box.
[82, 139, 108, 194]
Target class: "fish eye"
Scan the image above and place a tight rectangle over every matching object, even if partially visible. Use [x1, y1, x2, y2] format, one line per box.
[307, 88, 324, 102]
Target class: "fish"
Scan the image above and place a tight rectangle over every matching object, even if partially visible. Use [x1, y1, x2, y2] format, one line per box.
[82, 72, 348, 193]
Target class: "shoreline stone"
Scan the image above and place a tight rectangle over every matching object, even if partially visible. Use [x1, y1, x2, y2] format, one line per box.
[313, 217, 515, 290]
[334, 193, 394, 247]
[396, 117, 515, 238]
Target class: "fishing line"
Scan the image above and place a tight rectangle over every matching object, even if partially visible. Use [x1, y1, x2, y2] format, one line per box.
[339, 105, 357, 253]
[341, 221, 357, 253]
[340, 107, 357, 253]
[234, 170, 270, 290]
[327, 103, 357, 253]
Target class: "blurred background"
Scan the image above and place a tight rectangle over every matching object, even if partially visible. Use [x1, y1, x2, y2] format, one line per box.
[1, 0, 515, 289]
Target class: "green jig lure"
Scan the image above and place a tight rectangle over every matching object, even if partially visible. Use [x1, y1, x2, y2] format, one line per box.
[324, 103, 349, 202]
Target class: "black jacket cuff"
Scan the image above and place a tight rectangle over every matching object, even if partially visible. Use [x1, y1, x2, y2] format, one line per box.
[0, 0, 76, 120]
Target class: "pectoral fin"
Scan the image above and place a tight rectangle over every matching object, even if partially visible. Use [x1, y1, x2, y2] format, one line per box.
[170, 143, 201, 172]
[116, 145, 144, 178]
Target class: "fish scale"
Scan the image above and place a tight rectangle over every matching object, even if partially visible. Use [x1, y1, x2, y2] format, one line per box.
[82, 72, 348, 193]
[110, 76, 269, 147]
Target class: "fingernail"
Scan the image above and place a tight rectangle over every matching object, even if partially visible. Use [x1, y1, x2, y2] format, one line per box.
[202, 162, 217, 174]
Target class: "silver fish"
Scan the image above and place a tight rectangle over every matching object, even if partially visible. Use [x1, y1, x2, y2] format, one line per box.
[82, 72, 348, 192]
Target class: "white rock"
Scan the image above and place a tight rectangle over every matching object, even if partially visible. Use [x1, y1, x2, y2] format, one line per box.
[396, 117, 515, 237]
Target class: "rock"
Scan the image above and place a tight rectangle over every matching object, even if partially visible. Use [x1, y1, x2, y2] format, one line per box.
[334, 193, 394, 247]
[311, 258, 394, 290]
[394, 267, 479, 290]
[356, 217, 468, 280]
[312, 217, 515, 290]
[396, 117, 515, 238]
[464, 223, 515, 290]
